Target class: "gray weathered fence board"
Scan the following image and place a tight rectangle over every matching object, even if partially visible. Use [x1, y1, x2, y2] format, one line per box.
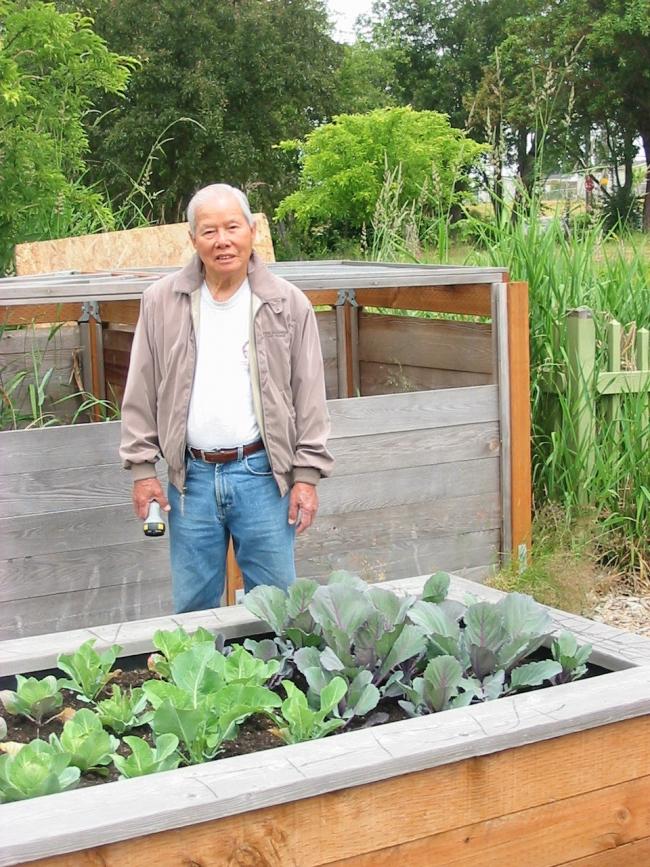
[1, 425, 498, 517]
[360, 362, 493, 395]
[325, 385, 498, 437]
[359, 314, 493, 373]
[0, 492, 498, 605]
[328, 422, 500, 474]
[0, 422, 120, 472]
[0, 457, 499, 559]
[0, 540, 170, 602]
[296, 529, 500, 584]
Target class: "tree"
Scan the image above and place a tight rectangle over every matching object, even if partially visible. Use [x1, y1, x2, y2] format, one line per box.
[58, 0, 344, 221]
[275, 107, 488, 233]
[335, 40, 399, 115]
[363, 0, 529, 128]
[0, 1, 133, 272]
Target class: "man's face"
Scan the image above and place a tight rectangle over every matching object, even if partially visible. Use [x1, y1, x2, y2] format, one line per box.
[190, 195, 256, 286]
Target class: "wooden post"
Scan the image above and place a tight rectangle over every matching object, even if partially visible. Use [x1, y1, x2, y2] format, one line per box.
[225, 540, 243, 606]
[565, 308, 596, 505]
[335, 290, 360, 398]
[605, 319, 622, 443]
[506, 281, 532, 566]
[77, 300, 106, 422]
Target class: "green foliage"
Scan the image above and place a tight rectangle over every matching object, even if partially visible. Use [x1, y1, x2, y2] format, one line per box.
[275, 107, 488, 234]
[58, 0, 343, 220]
[57, 640, 122, 702]
[274, 678, 346, 744]
[143, 644, 281, 764]
[0, 740, 80, 803]
[95, 685, 152, 735]
[49, 708, 119, 772]
[0, 676, 63, 725]
[148, 626, 218, 679]
[111, 734, 181, 779]
[0, 1, 134, 274]
[552, 631, 592, 683]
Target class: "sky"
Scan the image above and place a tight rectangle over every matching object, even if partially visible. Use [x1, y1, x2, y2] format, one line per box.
[327, 0, 374, 42]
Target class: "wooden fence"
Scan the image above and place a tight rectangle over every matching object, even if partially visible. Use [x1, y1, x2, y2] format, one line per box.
[0, 385, 501, 639]
[543, 307, 650, 502]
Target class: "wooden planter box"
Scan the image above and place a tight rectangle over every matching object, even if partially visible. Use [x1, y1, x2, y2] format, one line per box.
[2, 575, 650, 867]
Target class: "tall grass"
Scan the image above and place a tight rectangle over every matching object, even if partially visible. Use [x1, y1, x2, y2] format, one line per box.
[367, 174, 650, 577]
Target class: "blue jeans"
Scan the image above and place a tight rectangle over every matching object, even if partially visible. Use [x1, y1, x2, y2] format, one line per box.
[167, 449, 296, 613]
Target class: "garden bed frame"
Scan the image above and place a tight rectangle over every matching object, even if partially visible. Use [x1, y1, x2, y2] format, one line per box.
[1, 574, 650, 867]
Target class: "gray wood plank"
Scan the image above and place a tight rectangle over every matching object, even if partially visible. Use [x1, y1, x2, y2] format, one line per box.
[296, 528, 500, 585]
[327, 385, 499, 437]
[318, 457, 499, 517]
[0, 421, 121, 473]
[0, 581, 173, 640]
[296, 492, 501, 569]
[0, 426, 499, 517]
[359, 313, 493, 373]
[331, 422, 500, 475]
[0, 385, 499, 473]
[360, 361, 493, 395]
[0, 324, 79, 353]
[0, 540, 170, 601]
[0, 458, 499, 558]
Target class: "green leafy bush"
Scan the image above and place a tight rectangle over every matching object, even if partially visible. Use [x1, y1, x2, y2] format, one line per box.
[275, 107, 488, 235]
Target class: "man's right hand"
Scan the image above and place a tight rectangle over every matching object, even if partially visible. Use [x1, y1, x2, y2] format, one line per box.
[133, 478, 171, 520]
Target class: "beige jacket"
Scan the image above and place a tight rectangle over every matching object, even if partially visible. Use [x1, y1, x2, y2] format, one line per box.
[119, 252, 333, 496]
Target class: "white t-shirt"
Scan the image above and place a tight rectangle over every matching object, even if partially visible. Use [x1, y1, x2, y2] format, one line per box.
[186, 279, 261, 450]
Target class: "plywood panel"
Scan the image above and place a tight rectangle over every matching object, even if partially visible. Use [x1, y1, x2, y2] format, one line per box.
[14, 214, 275, 275]
[360, 361, 493, 395]
[359, 313, 493, 373]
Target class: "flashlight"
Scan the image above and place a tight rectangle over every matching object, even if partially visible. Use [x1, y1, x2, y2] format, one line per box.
[143, 501, 166, 537]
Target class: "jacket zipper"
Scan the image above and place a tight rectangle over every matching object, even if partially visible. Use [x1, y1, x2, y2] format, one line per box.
[180, 303, 198, 516]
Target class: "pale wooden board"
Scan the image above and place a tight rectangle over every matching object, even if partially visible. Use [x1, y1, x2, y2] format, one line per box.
[14, 215, 275, 275]
[0, 324, 79, 353]
[0, 540, 171, 602]
[0, 458, 499, 559]
[296, 528, 500, 585]
[0, 582, 174, 641]
[326, 775, 650, 866]
[0, 385, 498, 471]
[0, 422, 121, 473]
[360, 361, 493, 395]
[359, 313, 493, 373]
[326, 385, 498, 437]
[2, 669, 650, 865]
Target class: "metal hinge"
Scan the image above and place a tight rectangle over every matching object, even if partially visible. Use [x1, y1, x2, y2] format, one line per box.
[78, 300, 101, 323]
[336, 288, 358, 307]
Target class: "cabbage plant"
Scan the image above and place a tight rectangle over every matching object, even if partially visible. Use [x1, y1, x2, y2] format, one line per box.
[0, 740, 79, 803]
[0, 675, 63, 725]
[111, 734, 181, 779]
[57, 640, 121, 702]
[49, 709, 119, 772]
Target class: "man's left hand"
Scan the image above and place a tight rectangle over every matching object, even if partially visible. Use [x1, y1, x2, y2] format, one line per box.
[288, 482, 318, 535]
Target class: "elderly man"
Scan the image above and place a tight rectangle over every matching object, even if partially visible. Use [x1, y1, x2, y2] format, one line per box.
[120, 183, 333, 612]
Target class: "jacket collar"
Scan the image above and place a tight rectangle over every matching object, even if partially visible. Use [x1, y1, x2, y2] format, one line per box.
[172, 251, 283, 302]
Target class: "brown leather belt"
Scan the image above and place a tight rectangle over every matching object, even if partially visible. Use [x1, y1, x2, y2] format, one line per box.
[188, 439, 265, 464]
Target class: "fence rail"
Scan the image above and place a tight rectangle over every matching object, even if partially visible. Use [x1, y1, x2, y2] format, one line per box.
[542, 306, 650, 503]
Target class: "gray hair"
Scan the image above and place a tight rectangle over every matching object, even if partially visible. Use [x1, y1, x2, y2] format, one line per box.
[186, 184, 255, 235]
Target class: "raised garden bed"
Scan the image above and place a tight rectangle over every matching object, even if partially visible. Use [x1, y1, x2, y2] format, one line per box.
[2, 574, 650, 867]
